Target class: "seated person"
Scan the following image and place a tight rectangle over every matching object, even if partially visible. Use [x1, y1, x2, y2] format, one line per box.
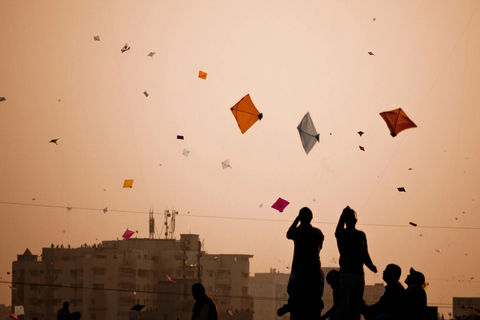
[361, 264, 406, 320]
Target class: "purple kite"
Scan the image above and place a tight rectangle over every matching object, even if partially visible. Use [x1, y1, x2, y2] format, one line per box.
[122, 229, 135, 239]
[272, 197, 290, 212]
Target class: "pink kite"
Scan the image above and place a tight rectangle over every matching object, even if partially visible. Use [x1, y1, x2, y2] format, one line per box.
[272, 197, 290, 212]
[122, 229, 135, 239]
[165, 274, 176, 283]
[10, 313, 17, 320]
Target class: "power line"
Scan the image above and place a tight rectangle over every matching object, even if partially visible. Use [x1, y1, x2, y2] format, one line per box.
[1, 200, 480, 230]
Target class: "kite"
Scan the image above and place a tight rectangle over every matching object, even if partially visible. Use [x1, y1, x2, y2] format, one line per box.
[123, 179, 134, 188]
[66, 207, 72, 211]
[198, 71, 207, 80]
[147, 52, 156, 57]
[143, 91, 148, 97]
[409, 222, 417, 227]
[122, 229, 135, 239]
[130, 305, 144, 312]
[49, 139, 59, 145]
[177, 135, 184, 140]
[183, 149, 190, 157]
[103, 207, 108, 213]
[379, 108, 417, 137]
[271, 197, 289, 212]
[121, 43, 130, 53]
[14, 306, 24, 316]
[230, 94, 263, 134]
[397, 187, 406, 192]
[165, 274, 176, 283]
[221, 160, 231, 169]
[359, 146, 365, 151]
[368, 52, 374, 55]
[0, 97, 6, 102]
[9, 313, 17, 320]
[435, 249, 441, 253]
[297, 112, 320, 154]
[93, 36, 100, 41]
[358, 131, 364, 136]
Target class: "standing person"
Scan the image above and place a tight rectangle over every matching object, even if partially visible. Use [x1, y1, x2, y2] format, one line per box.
[320, 269, 340, 320]
[191, 283, 219, 320]
[404, 268, 427, 320]
[335, 206, 377, 320]
[278, 207, 325, 319]
[57, 302, 70, 320]
[361, 264, 406, 320]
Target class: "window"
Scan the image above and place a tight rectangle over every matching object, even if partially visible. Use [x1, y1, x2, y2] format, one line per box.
[92, 267, 105, 276]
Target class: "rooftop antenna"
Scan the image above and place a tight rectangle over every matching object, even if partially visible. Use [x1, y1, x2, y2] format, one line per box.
[164, 208, 179, 239]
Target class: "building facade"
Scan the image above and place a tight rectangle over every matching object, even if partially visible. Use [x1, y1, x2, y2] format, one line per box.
[453, 297, 480, 319]
[12, 234, 253, 320]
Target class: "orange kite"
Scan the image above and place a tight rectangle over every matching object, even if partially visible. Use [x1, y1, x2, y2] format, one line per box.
[230, 94, 263, 134]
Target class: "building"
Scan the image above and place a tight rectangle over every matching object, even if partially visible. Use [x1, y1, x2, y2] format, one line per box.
[12, 234, 253, 320]
[453, 297, 480, 319]
[249, 267, 385, 320]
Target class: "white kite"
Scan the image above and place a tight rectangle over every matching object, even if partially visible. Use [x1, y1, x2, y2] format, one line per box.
[297, 112, 320, 154]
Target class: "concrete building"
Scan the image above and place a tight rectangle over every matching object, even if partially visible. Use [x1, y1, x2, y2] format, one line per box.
[249, 267, 385, 320]
[453, 297, 480, 319]
[12, 234, 253, 320]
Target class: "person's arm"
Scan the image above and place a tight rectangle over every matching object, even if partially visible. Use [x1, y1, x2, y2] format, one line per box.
[193, 304, 210, 320]
[335, 208, 347, 238]
[362, 233, 377, 273]
[320, 306, 335, 320]
[286, 216, 300, 239]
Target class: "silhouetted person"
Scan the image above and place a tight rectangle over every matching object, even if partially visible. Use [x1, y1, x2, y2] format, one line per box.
[335, 206, 377, 320]
[278, 207, 324, 319]
[192, 283, 219, 320]
[57, 302, 81, 320]
[320, 269, 340, 320]
[405, 268, 427, 320]
[361, 264, 406, 320]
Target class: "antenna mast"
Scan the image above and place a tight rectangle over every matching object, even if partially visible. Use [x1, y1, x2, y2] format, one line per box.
[149, 208, 155, 239]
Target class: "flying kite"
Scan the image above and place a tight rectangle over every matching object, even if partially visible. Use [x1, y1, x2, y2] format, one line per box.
[66, 207, 72, 211]
[368, 52, 374, 55]
[297, 112, 320, 154]
[165, 274, 176, 283]
[183, 149, 190, 157]
[143, 91, 148, 97]
[147, 52, 156, 57]
[122, 229, 135, 239]
[359, 146, 365, 151]
[358, 131, 364, 136]
[0, 97, 6, 102]
[409, 222, 417, 227]
[379, 108, 417, 137]
[230, 94, 263, 134]
[103, 207, 108, 213]
[123, 180, 134, 188]
[14, 306, 24, 316]
[9, 313, 17, 320]
[271, 197, 290, 212]
[93, 36, 100, 41]
[177, 135, 184, 140]
[222, 160, 231, 169]
[121, 43, 130, 53]
[130, 305, 144, 312]
[198, 71, 207, 80]
[49, 139, 59, 145]
[398, 187, 406, 192]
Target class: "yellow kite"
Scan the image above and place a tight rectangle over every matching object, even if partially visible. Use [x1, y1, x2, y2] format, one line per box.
[123, 179, 134, 188]
[230, 94, 263, 134]
[379, 108, 417, 137]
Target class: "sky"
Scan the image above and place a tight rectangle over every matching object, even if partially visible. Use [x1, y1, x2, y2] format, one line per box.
[1, 0, 480, 317]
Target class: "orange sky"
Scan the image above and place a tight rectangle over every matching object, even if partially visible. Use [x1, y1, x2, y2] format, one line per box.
[1, 0, 480, 317]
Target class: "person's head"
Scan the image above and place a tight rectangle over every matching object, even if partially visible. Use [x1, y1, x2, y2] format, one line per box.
[326, 270, 340, 288]
[63, 301, 69, 309]
[299, 207, 313, 224]
[342, 206, 357, 228]
[192, 283, 206, 300]
[383, 264, 401, 284]
[405, 268, 425, 286]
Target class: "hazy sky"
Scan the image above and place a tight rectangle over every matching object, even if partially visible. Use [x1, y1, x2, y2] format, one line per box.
[1, 0, 480, 316]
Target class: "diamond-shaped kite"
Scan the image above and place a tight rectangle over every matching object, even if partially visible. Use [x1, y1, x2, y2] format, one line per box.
[0, 97, 6, 102]
[123, 179, 134, 188]
[177, 135, 184, 140]
[14, 306, 24, 316]
[130, 305, 144, 312]
[222, 160, 231, 169]
[143, 91, 148, 97]
[103, 207, 108, 213]
[122, 229, 135, 239]
[121, 43, 130, 53]
[397, 187, 406, 192]
[230, 94, 263, 134]
[93, 36, 100, 41]
[183, 149, 190, 157]
[297, 112, 320, 154]
[198, 71, 207, 80]
[380, 108, 417, 137]
[359, 146, 365, 151]
[272, 197, 290, 212]
[147, 52, 156, 57]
